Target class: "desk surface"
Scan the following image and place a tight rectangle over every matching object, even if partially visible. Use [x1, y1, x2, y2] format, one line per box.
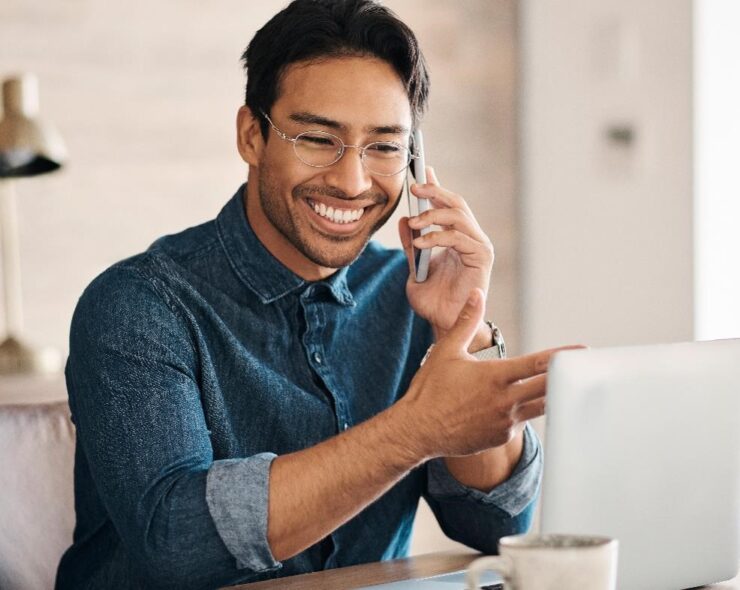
[231, 552, 740, 590]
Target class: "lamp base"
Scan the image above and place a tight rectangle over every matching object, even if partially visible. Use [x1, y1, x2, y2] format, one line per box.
[0, 335, 62, 375]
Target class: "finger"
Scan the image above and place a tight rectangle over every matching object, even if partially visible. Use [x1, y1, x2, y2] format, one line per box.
[410, 183, 474, 216]
[438, 288, 485, 355]
[397, 217, 415, 275]
[497, 345, 586, 384]
[413, 229, 484, 260]
[408, 207, 489, 246]
[508, 373, 547, 404]
[514, 397, 546, 422]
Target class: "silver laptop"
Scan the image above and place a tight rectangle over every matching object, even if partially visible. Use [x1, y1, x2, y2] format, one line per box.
[362, 339, 740, 590]
[541, 339, 740, 590]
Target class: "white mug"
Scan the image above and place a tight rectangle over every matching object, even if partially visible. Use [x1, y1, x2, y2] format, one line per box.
[466, 534, 618, 590]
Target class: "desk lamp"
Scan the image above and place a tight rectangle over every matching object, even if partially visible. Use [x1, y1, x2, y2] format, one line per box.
[0, 73, 66, 374]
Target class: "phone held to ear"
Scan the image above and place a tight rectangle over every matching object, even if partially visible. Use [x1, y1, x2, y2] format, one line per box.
[408, 129, 431, 282]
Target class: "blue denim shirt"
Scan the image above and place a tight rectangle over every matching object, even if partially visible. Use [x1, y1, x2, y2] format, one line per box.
[56, 185, 542, 590]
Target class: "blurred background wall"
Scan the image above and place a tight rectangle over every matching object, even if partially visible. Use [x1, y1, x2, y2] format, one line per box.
[521, 0, 694, 353]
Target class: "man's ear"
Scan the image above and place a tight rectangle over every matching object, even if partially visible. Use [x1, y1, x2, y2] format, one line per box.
[236, 105, 265, 167]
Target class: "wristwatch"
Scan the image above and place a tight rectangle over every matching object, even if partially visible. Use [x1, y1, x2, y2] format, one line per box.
[420, 321, 506, 366]
[473, 321, 507, 360]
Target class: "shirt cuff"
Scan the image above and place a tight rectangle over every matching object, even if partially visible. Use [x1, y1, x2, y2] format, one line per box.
[206, 452, 282, 573]
[426, 423, 542, 517]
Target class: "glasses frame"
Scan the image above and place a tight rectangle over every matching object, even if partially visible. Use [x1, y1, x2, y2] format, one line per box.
[259, 109, 417, 177]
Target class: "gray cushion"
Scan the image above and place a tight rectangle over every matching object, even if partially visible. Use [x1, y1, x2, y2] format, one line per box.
[0, 401, 75, 590]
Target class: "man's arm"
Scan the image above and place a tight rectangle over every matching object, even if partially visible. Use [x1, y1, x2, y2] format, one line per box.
[265, 289, 556, 560]
[67, 268, 275, 589]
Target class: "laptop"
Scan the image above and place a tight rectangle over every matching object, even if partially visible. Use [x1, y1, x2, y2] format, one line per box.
[360, 339, 740, 590]
[541, 339, 740, 590]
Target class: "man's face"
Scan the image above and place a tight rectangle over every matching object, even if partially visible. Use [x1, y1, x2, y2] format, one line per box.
[243, 56, 413, 277]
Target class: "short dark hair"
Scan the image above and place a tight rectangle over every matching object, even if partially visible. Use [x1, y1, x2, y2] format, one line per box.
[242, 0, 430, 138]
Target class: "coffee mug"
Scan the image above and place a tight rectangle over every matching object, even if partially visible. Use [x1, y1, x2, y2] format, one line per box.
[466, 534, 618, 590]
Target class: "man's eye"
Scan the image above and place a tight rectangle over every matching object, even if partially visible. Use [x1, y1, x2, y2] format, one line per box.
[367, 143, 403, 156]
[298, 134, 338, 148]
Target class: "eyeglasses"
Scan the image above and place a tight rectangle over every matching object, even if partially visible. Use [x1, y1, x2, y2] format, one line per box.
[260, 110, 416, 177]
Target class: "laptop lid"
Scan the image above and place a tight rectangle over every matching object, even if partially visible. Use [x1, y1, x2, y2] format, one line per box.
[541, 340, 740, 590]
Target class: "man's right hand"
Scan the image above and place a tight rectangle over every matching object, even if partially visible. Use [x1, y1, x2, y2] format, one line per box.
[397, 288, 572, 459]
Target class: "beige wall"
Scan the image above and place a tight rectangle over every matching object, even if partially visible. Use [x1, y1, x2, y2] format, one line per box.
[1, 1, 518, 556]
[519, 0, 694, 528]
[520, 0, 694, 352]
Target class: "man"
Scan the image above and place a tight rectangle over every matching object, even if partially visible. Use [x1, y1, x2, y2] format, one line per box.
[56, 1, 567, 588]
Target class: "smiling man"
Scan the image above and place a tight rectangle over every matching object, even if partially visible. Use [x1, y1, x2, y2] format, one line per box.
[56, 1, 566, 589]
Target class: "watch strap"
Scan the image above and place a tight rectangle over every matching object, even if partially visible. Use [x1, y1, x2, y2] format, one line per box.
[420, 321, 506, 366]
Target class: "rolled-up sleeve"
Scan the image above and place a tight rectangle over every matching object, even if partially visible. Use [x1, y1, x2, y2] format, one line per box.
[206, 454, 279, 571]
[423, 423, 543, 553]
[66, 266, 281, 588]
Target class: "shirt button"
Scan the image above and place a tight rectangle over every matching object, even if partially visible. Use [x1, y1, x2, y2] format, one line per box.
[313, 352, 322, 364]
[343, 422, 349, 431]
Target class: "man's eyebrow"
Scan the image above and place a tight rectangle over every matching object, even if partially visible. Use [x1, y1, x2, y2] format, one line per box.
[289, 111, 344, 130]
[288, 111, 410, 135]
[367, 123, 410, 136]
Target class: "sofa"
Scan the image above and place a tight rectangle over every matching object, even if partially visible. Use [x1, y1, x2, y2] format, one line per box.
[0, 398, 75, 590]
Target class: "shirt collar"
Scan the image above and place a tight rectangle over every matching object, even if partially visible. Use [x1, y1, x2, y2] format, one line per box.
[216, 185, 355, 307]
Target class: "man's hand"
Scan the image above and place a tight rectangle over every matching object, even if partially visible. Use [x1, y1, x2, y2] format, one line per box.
[266, 293, 579, 562]
[399, 167, 494, 340]
[397, 289, 576, 459]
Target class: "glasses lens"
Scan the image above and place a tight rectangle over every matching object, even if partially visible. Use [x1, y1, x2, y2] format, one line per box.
[362, 142, 411, 176]
[294, 132, 344, 167]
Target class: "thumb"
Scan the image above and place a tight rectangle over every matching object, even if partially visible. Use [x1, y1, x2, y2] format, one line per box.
[397, 217, 415, 275]
[439, 288, 485, 355]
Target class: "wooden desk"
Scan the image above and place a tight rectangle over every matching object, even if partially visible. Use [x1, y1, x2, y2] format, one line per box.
[231, 552, 740, 590]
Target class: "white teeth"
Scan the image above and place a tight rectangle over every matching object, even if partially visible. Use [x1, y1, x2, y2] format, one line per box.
[309, 199, 366, 224]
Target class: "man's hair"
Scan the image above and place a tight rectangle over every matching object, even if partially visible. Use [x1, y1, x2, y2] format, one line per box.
[242, 0, 430, 138]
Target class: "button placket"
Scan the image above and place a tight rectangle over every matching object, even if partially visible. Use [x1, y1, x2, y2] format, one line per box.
[302, 296, 353, 435]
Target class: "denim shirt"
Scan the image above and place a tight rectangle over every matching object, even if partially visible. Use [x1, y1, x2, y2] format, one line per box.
[56, 185, 542, 590]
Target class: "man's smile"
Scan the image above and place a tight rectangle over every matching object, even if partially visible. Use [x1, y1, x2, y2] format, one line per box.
[307, 198, 366, 224]
[302, 196, 378, 235]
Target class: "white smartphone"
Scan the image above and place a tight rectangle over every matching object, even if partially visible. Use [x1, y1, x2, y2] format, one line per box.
[407, 129, 431, 282]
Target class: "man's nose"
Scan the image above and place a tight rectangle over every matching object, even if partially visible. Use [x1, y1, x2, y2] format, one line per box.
[323, 147, 374, 198]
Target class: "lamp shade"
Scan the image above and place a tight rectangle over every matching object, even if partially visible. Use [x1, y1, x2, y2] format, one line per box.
[0, 74, 67, 178]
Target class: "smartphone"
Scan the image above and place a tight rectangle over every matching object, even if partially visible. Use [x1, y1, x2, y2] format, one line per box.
[407, 129, 432, 282]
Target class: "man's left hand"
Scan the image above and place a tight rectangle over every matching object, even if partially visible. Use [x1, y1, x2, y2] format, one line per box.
[399, 167, 494, 340]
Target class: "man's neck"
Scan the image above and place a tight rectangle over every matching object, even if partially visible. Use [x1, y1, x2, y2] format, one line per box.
[243, 182, 337, 282]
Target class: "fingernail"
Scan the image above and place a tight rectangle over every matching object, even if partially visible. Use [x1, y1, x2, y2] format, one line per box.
[412, 237, 425, 247]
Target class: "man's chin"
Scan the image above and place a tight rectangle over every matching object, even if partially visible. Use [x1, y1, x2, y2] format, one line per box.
[297, 234, 371, 270]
